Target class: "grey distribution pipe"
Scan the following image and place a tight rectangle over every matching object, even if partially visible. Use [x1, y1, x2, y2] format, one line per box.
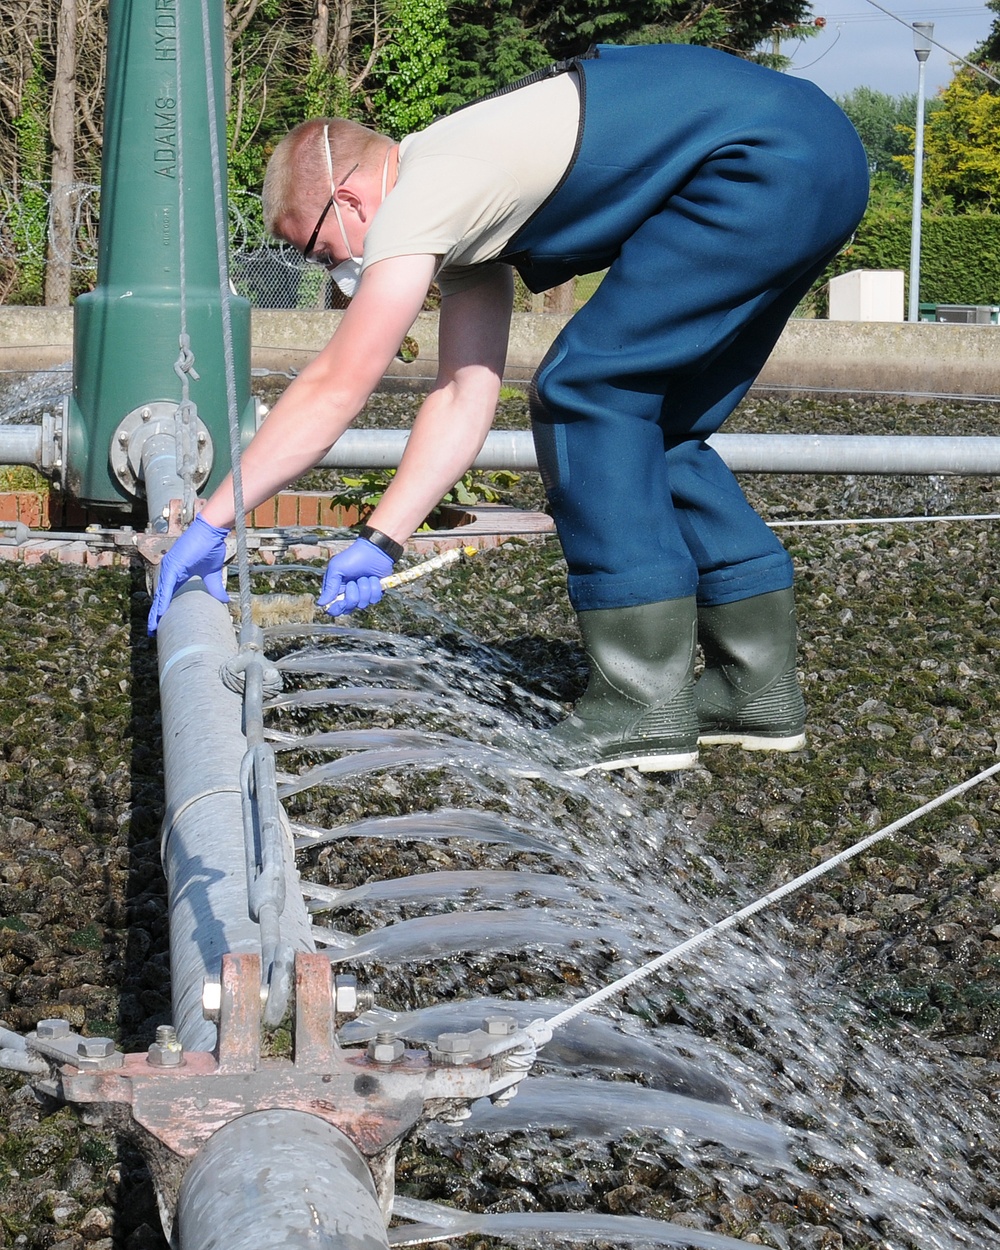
[0, 425, 43, 467]
[155, 579, 314, 1051]
[141, 431, 189, 532]
[7, 422, 1000, 478]
[176, 1110, 389, 1250]
[710, 432, 1000, 474]
[318, 429, 1000, 475]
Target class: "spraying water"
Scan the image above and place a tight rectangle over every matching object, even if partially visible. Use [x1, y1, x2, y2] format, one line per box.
[261, 571, 1000, 1250]
[0, 365, 71, 425]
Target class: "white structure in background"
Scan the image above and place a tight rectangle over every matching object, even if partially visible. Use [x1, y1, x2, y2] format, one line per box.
[828, 269, 905, 322]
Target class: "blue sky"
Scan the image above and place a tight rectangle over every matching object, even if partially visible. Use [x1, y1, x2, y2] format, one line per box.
[783, 1, 993, 99]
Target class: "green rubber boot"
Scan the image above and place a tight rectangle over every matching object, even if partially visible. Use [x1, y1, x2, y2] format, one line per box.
[694, 588, 806, 751]
[550, 597, 700, 776]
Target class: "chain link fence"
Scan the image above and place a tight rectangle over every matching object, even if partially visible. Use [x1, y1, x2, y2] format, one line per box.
[0, 183, 603, 310]
[0, 184, 339, 308]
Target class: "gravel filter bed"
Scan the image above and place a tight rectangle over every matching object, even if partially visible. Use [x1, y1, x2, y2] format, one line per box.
[1, 392, 1000, 1249]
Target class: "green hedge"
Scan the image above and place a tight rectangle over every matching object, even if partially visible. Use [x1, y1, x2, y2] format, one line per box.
[826, 210, 1000, 307]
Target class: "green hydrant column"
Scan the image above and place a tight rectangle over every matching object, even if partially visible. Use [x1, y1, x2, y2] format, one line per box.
[66, 0, 255, 514]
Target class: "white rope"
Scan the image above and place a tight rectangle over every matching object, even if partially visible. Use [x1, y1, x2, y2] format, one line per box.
[535, 757, 1000, 1037]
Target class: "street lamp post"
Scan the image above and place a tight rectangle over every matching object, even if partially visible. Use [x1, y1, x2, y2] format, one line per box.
[908, 21, 934, 323]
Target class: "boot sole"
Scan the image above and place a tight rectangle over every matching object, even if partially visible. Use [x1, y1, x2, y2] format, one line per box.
[698, 730, 806, 751]
[566, 748, 700, 777]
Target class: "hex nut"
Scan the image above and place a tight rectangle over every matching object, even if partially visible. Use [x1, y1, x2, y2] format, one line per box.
[77, 1037, 115, 1059]
[147, 1041, 184, 1068]
[436, 1031, 472, 1054]
[368, 1038, 404, 1065]
[36, 1019, 71, 1040]
[202, 978, 222, 1022]
[334, 974, 358, 1015]
[482, 1015, 517, 1037]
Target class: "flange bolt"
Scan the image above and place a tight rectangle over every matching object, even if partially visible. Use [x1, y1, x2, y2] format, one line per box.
[368, 1031, 405, 1064]
[36, 1019, 71, 1040]
[147, 1024, 184, 1068]
[77, 1037, 116, 1060]
[482, 1015, 517, 1037]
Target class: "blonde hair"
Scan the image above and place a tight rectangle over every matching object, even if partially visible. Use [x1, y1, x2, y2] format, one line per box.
[263, 118, 392, 237]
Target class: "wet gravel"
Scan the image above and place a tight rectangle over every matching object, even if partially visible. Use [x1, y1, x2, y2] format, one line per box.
[2, 389, 1000, 1249]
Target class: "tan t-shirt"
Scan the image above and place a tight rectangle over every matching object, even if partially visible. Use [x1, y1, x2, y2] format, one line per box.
[362, 73, 581, 295]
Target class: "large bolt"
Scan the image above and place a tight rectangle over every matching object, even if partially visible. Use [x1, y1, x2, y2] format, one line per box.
[482, 1015, 517, 1037]
[36, 1019, 71, 1040]
[436, 1032, 472, 1054]
[202, 978, 222, 1022]
[368, 1032, 404, 1065]
[434, 1031, 475, 1066]
[77, 1037, 116, 1060]
[333, 974, 358, 1015]
[147, 1024, 184, 1068]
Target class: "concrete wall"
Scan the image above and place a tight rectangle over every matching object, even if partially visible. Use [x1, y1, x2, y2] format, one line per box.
[3, 307, 1000, 397]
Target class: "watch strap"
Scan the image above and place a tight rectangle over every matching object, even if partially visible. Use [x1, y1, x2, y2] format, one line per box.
[357, 525, 404, 562]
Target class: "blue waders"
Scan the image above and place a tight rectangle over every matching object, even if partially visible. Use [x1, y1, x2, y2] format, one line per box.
[498, 45, 870, 772]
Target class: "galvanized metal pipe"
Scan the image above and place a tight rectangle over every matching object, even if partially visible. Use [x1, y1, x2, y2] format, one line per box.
[318, 429, 1000, 475]
[0, 425, 43, 467]
[175, 1109, 389, 1250]
[710, 432, 1000, 475]
[155, 580, 314, 1052]
[140, 430, 188, 532]
[8, 422, 1000, 479]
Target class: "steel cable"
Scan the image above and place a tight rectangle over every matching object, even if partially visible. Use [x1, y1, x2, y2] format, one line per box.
[532, 757, 1000, 1040]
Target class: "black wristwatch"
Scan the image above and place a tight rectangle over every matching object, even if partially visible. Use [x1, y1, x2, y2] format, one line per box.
[357, 524, 404, 562]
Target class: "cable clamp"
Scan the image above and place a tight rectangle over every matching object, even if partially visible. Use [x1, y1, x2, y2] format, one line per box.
[220, 647, 283, 698]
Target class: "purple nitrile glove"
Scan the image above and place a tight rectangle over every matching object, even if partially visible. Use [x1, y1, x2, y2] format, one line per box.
[147, 514, 230, 636]
[317, 536, 395, 618]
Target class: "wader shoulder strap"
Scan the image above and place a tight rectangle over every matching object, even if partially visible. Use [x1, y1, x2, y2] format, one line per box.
[444, 46, 598, 118]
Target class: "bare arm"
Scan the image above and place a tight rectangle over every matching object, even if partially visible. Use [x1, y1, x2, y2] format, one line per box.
[199, 252, 439, 527]
[363, 264, 514, 541]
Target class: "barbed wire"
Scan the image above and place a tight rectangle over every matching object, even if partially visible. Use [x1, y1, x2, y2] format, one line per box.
[0, 183, 593, 311]
[0, 183, 330, 309]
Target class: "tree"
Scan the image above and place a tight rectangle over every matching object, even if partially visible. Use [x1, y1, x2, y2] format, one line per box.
[438, 2, 550, 112]
[371, 0, 451, 138]
[896, 67, 1000, 212]
[45, 0, 77, 305]
[835, 87, 918, 186]
[975, 0, 1000, 62]
[493, 1, 815, 62]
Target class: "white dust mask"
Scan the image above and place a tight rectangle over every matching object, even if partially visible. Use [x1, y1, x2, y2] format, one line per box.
[327, 143, 391, 298]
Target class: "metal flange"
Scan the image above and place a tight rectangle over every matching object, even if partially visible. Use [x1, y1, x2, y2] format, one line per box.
[110, 401, 213, 497]
[31, 952, 537, 1162]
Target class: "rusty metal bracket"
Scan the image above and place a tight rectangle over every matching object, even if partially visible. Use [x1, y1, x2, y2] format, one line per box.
[30, 952, 537, 1162]
[135, 507, 245, 567]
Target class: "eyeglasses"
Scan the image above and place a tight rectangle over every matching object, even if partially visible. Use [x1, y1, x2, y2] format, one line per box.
[301, 149, 359, 266]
